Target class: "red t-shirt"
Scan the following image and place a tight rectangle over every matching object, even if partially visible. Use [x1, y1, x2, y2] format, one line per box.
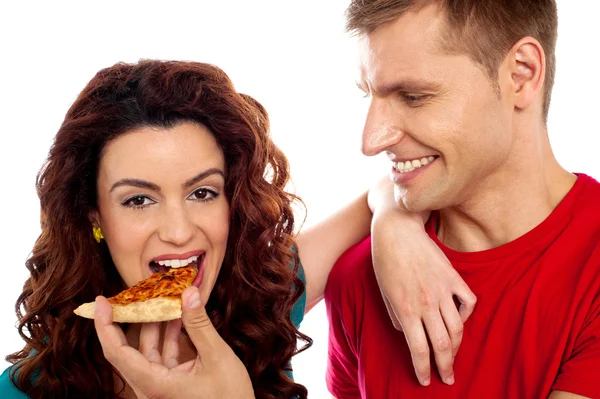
[325, 174, 600, 398]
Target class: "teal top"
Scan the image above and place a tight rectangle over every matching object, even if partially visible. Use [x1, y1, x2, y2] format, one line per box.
[290, 252, 307, 329]
[0, 259, 307, 397]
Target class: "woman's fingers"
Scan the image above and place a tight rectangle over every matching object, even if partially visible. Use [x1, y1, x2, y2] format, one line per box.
[162, 318, 183, 368]
[94, 297, 165, 394]
[139, 322, 162, 364]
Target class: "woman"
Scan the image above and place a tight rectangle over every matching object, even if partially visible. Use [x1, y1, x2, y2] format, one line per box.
[1, 60, 471, 398]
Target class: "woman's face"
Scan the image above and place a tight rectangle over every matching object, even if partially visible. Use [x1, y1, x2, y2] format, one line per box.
[94, 122, 230, 305]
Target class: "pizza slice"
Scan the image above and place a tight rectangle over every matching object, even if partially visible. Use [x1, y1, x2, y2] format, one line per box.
[74, 266, 197, 323]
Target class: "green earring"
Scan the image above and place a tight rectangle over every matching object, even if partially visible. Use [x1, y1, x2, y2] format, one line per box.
[93, 227, 104, 243]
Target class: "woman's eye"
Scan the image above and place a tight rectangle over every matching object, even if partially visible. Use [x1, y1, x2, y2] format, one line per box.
[190, 188, 218, 202]
[122, 195, 153, 208]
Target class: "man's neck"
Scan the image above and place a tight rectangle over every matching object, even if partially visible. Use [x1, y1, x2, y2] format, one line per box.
[437, 129, 577, 252]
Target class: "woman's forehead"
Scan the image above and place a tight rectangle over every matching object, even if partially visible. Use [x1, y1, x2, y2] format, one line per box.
[98, 123, 226, 188]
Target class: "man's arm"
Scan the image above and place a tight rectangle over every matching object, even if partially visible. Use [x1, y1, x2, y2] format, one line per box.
[368, 177, 476, 386]
[296, 179, 475, 386]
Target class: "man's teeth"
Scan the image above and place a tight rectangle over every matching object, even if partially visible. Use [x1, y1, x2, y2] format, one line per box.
[156, 255, 199, 268]
[394, 156, 435, 173]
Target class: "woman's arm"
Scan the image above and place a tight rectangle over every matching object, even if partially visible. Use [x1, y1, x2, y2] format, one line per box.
[295, 177, 431, 314]
[295, 191, 372, 312]
[295, 179, 430, 313]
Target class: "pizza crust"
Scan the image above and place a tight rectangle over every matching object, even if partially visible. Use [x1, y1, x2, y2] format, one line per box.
[74, 266, 197, 323]
[74, 296, 183, 323]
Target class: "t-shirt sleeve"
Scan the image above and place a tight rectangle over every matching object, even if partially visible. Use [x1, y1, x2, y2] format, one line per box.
[290, 246, 306, 329]
[324, 251, 363, 399]
[552, 297, 600, 398]
[0, 367, 30, 398]
[326, 299, 361, 399]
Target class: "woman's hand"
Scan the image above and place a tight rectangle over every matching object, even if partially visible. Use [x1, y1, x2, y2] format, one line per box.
[94, 287, 255, 399]
[368, 177, 477, 387]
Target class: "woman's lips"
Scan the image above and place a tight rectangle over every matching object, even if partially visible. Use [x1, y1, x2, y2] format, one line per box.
[191, 255, 205, 288]
[148, 253, 205, 276]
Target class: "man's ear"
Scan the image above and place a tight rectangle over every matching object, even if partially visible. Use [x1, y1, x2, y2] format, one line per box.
[507, 36, 546, 111]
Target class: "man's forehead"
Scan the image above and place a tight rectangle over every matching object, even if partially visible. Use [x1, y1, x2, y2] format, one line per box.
[358, 43, 441, 95]
[357, 6, 448, 91]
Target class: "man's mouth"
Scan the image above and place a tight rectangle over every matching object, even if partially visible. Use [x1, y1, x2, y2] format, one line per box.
[393, 155, 439, 173]
[149, 253, 204, 274]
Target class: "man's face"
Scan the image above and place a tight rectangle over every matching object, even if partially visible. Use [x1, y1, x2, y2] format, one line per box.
[359, 4, 515, 212]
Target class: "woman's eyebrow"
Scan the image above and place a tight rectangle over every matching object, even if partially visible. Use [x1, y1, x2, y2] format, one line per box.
[182, 168, 225, 189]
[109, 168, 225, 193]
[110, 179, 160, 193]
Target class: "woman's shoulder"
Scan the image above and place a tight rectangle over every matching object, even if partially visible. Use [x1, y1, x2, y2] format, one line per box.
[0, 366, 29, 398]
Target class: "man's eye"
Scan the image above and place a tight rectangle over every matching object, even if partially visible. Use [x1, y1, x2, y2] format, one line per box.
[400, 93, 432, 106]
[402, 93, 422, 102]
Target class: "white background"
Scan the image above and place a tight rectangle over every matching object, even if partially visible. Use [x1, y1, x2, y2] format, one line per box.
[0, 1, 598, 397]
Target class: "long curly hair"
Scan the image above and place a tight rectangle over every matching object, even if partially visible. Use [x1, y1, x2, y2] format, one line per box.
[6, 60, 312, 399]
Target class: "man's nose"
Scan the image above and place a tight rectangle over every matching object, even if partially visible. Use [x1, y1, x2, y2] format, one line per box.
[158, 204, 195, 246]
[362, 99, 405, 156]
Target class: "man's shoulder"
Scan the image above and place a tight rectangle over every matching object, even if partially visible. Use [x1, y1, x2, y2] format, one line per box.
[324, 235, 373, 305]
[574, 174, 600, 215]
[568, 174, 600, 238]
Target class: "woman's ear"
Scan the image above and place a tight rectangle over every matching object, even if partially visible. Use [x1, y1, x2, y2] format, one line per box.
[89, 210, 100, 228]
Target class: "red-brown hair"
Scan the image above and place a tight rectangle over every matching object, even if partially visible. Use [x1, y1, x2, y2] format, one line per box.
[346, 0, 558, 120]
[7, 60, 311, 399]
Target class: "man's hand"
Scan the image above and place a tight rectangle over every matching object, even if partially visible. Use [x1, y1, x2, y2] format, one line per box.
[94, 287, 255, 399]
[371, 210, 477, 387]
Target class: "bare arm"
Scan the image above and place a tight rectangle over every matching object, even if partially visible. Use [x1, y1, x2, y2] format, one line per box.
[296, 192, 372, 313]
[548, 391, 590, 399]
[296, 186, 434, 313]
[368, 176, 476, 386]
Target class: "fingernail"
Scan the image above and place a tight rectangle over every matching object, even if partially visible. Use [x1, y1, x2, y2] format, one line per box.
[188, 290, 201, 309]
[422, 377, 430, 386]
[446, 373, 455, 385]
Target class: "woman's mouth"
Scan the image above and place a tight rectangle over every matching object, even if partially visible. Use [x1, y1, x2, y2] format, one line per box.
[149, 253, 204, 274]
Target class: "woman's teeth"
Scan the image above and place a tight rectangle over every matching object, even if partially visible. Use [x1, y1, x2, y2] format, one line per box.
[156, 255, 199, 268]
[394, 156, 436, 173]
[150, 255, 202, 274]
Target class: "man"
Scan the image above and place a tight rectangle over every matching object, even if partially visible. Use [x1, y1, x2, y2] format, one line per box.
[325, 1, 600, 398]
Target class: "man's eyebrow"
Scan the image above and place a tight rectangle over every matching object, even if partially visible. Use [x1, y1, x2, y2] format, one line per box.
[109, 168, 225, 193]
[372, 79, 441, 97]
